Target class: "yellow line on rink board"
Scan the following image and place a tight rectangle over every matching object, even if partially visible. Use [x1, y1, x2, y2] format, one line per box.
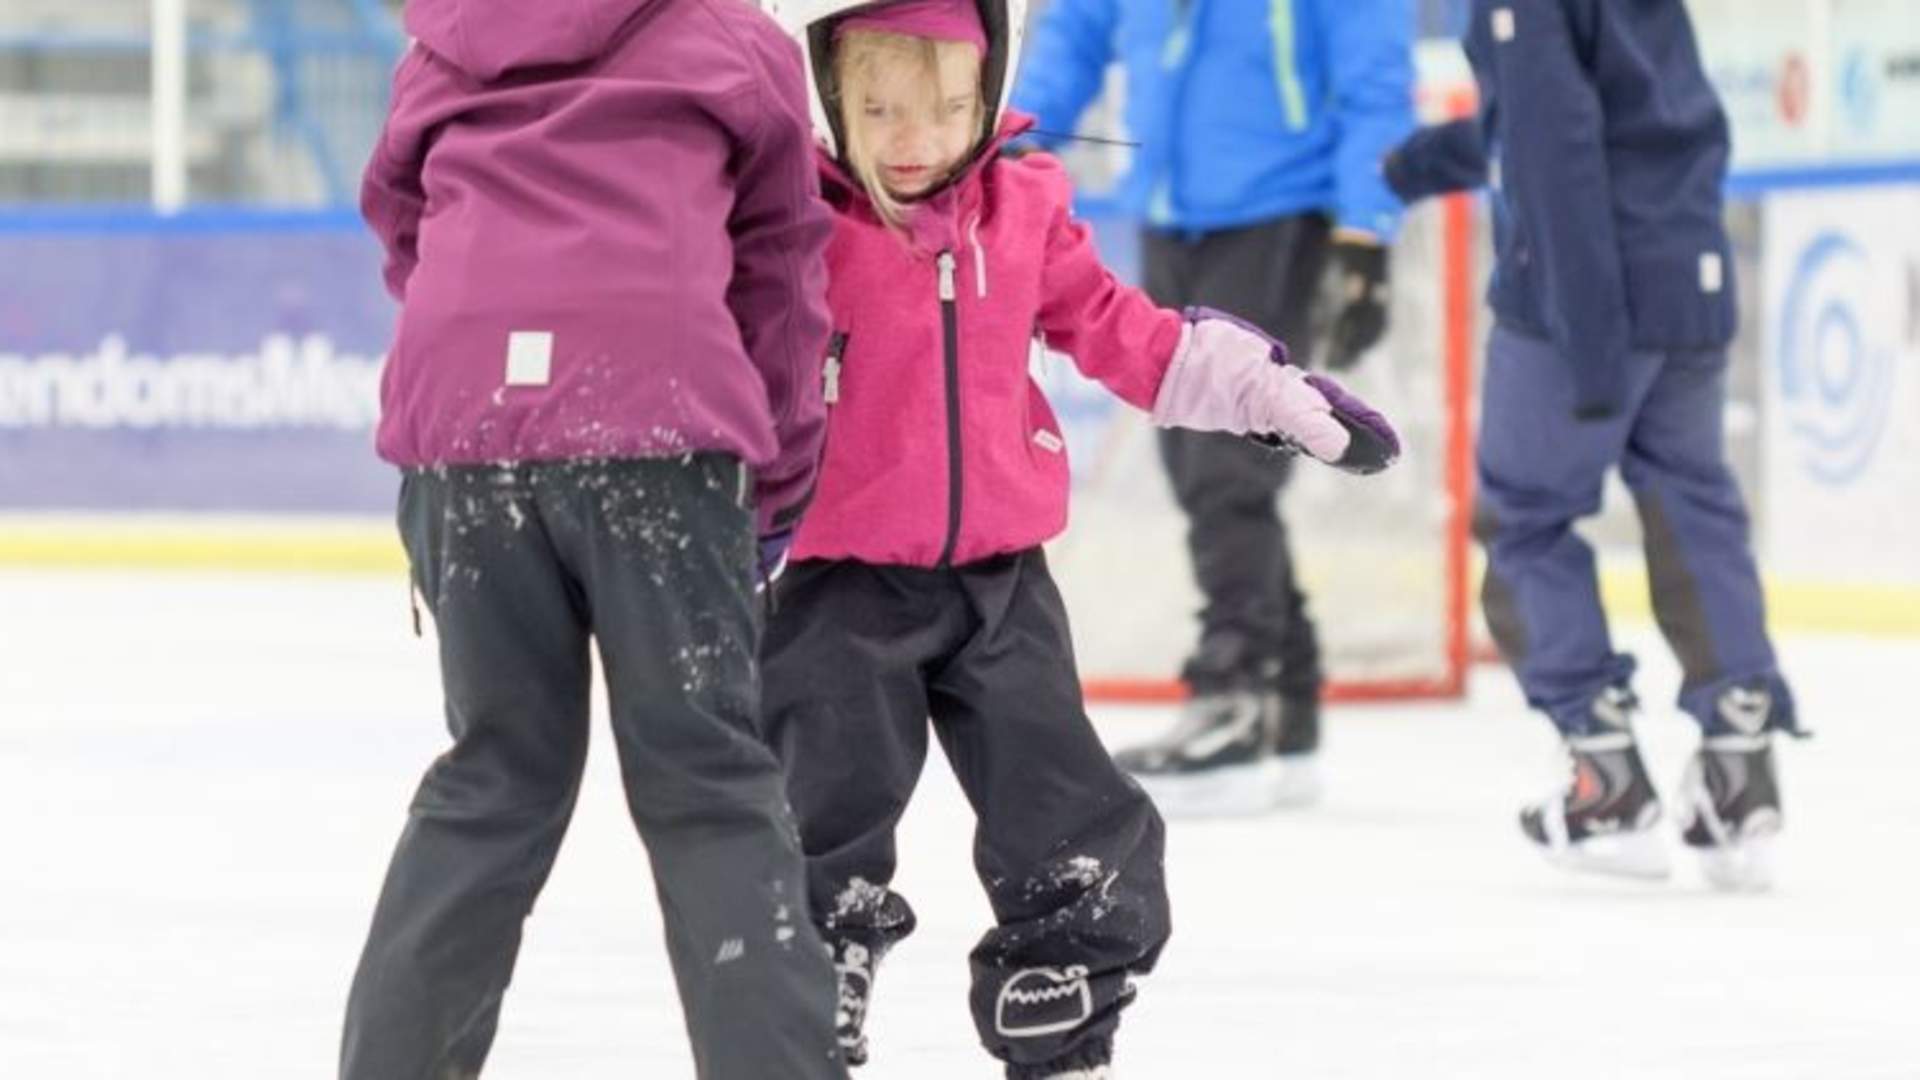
[1598, 568, 1920, 639]
[1, 520, 1914, 637]
[0, 519, 405, 574]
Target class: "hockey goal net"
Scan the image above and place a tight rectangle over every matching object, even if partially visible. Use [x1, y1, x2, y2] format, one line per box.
[1043, 190, 1478, 704]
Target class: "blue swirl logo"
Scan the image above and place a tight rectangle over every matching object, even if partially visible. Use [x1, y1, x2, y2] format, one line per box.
[1776, 232, 1897, 485]
[1839, 48, 1879, 134]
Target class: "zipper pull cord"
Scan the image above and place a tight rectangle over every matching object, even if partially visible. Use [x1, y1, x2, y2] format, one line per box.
[937, 250, 957, 301]
[968, 217, 988, 298]
[823, 331, 848, 405]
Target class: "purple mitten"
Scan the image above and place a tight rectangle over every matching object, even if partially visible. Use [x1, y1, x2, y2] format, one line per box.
[1302, 371, 1400, 475]
[1151, 307, 1400, 475]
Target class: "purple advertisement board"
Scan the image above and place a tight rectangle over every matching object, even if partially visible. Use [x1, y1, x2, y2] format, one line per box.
[0, 206, 1144, 516]
[0, 212, 397, 513]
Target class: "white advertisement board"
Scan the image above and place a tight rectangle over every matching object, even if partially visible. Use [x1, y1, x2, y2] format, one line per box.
[1688, 0, 1920, 168]
[1827, 0, 1920, 161]
[1761, 188, 1920, 586]
[1690, 0, 1825, 168]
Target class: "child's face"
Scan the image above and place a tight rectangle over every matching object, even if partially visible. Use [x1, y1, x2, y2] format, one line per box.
[847, 44, 983, 198]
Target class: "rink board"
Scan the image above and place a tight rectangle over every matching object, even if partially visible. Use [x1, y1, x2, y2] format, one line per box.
[2, 183, 1917, 643]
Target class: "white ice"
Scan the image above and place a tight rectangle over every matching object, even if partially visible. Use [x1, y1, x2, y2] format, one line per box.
[3, 568, 1917, 1078]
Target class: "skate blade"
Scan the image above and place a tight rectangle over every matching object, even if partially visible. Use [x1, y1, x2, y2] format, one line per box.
[1541, 828, 1673, 881]
[1134, 757, 1320, 819]
[1694, 827, 1778, 893]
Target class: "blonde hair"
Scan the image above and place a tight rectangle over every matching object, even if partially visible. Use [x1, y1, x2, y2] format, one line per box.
[830, 28, 986, 228]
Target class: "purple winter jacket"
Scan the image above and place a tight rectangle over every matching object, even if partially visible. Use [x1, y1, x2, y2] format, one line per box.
[362, 0, 834, 535]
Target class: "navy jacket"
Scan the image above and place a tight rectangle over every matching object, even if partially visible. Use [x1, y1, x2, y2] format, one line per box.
[1386, 0, 1736, 418]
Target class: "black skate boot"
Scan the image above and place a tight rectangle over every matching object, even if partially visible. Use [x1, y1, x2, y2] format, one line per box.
[824, 888, 915, 1067]
[829, 937, 879, 1066]
[1519, 687, 1670, 880]
[1008, 1034, 1115, 1080]
[1269, 689, 1325, 804]
[1274, 692, 1321, 758]
[1113, 688, 1308, 816]
[1677, 682, 1790, 891]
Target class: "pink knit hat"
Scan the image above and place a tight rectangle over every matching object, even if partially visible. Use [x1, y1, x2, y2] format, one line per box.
[833, 0, 987, 55]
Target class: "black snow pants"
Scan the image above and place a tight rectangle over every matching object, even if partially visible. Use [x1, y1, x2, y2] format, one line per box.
[761, 549, 1171, 1077]
[341, 457, 844, 1080]
[1145, 214, 1331, 699]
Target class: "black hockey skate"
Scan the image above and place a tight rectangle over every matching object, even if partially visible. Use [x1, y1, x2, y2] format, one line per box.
[1113, 689, 1318, 816]
[824, 889, 915, 1068]
[1519, 687, 1671, 880]
[830, 937, 878, 1066]
[1677, 733, 1782, 892]
[1274, 692, 1320, 757]
[1031, 1065, 1113, 1080]
[1675, 681, 1791, 891]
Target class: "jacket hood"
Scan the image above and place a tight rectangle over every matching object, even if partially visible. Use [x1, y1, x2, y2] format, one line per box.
[405, 0, 664, 81]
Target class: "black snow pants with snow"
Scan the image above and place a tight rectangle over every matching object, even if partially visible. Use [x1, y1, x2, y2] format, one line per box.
[341, 457, 844, 1080]
[761, 549, 1171, 1078]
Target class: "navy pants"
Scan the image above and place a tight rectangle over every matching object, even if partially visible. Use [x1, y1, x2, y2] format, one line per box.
[762, 550, 1170, 1076]
[341, 458, 843, 1080]
[1475, 326, 1794, 736]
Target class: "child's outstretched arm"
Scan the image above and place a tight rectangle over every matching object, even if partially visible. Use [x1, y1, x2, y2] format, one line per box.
[727, 31, 837, 542]
[360, 45, 431, 302]
[1029, 158, 1398, 475]
[1153, 308, 1400, 475]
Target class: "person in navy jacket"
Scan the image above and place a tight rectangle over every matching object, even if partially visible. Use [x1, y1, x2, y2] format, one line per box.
[1014, 0, 1417, 816]
[1387, 0, 1800, 891]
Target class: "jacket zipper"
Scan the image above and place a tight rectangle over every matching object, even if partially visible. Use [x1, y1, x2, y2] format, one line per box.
[935, 250, 963, 568]
[766, 331, 850, 618]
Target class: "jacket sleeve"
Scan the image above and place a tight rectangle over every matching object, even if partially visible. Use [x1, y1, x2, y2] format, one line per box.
[1007, 0, 1118, 150]
[359, 45, 431, 302]
[1028, 158, 1185, 411]
[731, 30, 836, 537]
[1383, 117, 1489, 203]
[1310, 0, 1418, 238]
[1497, 0, 1631, 417]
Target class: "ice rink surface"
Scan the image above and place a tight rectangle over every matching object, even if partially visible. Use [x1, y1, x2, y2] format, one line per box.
[3, 568, 1917, 1079]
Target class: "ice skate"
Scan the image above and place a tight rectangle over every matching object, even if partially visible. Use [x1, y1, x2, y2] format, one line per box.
[1271, 691, 1324, 804]
[1113, 689, 1314, 816]
[830, 938, 878, 1066]
[1519, 688, 1671, 880]
[1678, 732, 1782, 893]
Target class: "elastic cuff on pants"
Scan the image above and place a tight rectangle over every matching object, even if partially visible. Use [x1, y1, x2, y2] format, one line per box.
[1006, 1036, 1112, 1079]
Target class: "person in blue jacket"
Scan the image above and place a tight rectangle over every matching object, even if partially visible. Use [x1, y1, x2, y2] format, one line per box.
[1013, 0, 1416, 815]
[1386, 0, 1801, 890]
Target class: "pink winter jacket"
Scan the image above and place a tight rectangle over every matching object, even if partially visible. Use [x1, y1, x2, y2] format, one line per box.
[793, 114, 1184, 567]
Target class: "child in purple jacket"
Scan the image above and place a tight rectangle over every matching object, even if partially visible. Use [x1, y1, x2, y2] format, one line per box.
[342, 0, 847, 1076]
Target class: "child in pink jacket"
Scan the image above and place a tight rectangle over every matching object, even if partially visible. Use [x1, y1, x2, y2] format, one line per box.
[756, 1, 1399, 1077]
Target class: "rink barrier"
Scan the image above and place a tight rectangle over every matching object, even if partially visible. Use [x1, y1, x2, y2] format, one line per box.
[5, 162, 1920, 650]
[4, 519, 1913, 639]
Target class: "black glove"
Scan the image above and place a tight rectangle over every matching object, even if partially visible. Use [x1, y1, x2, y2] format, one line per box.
[1314, 235, 1391, 371]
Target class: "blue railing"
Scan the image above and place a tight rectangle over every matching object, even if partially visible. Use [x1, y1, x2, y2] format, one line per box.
[0, 0, 403, 208]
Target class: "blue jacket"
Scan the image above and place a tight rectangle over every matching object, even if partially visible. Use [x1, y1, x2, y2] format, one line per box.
[1012, 0, 1415, 237]
[1386, 0, 1736, 417]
